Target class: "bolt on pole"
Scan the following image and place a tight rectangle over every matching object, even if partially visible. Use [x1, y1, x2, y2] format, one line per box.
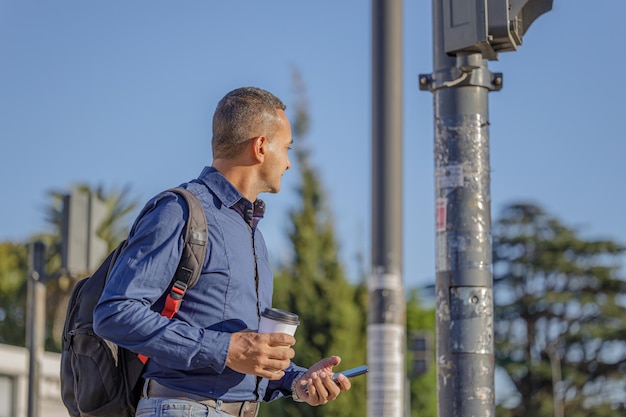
[369, 0, 405, 416]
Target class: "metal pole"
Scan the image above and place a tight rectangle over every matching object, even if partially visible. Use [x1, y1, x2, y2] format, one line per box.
[27, 241, 46, 417]
[369, 0, 405, 416]
[420, 1, 500, 415]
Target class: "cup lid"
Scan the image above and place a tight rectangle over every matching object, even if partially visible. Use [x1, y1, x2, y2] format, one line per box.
[261, 307, 300, 325]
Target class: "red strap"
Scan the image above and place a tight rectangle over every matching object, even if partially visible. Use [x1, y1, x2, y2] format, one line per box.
[136, 287, 185, 364]
[162, 291, 183, 319]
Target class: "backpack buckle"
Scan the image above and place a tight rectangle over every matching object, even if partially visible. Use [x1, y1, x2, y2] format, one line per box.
[170, 280, 188, 300]
[163, 281, 187, 319]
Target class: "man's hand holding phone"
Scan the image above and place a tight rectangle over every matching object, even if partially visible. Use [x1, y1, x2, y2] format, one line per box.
[293, 357, 369, 405]
[294, 356, 351, 405]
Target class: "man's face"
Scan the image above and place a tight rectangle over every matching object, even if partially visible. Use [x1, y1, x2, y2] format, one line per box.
[261, 109, 292, 194]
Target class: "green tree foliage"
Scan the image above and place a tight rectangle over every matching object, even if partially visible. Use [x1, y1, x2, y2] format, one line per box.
[0, 242, 29, 346]
[0, 184, 137, 351]
[0, 234, 75, 350]
[260, 70, 367, 417]
[493, 203, 626, 416]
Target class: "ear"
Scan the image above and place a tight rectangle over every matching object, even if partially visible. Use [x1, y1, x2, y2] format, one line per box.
[252, 135, 269, 162]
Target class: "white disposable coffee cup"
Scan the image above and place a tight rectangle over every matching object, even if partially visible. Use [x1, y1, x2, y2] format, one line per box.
[258, 307, 300, 336]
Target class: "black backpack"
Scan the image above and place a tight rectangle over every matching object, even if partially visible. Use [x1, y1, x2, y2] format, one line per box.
[60, 187, 208, 417]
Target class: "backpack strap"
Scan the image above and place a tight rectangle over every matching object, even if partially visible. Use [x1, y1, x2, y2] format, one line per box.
[138, 187, 208, 364]
[161, 187, 208, 319]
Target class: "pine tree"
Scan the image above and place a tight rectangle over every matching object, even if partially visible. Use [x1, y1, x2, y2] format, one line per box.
[493, 203, 626, 416]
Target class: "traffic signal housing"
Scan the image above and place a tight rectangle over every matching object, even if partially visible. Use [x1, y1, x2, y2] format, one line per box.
[442, 0, 553, 60]
[61, 190, 108, 275]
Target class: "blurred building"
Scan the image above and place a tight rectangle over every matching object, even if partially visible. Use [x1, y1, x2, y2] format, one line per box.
[0, 344, 66, 417]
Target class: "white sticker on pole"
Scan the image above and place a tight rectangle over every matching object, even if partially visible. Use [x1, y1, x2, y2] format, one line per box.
[437, 164, 464, 188]
[436, 233, 449, 272]
[368, 271, 402, 290]
[367, 323, 404, 417]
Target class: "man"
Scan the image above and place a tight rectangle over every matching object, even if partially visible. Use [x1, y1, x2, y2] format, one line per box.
[93, 86, 351, 417]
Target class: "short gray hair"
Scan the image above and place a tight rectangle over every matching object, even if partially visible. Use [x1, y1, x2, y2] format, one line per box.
[212, 87, 286, 159]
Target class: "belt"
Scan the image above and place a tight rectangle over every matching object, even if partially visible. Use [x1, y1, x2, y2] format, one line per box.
[145, 379, 259, 417]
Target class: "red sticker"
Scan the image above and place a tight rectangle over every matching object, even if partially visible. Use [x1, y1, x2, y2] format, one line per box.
[436, 198, 446, 232]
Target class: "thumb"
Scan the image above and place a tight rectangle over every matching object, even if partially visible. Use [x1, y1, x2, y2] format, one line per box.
[315, 355, 341, 370]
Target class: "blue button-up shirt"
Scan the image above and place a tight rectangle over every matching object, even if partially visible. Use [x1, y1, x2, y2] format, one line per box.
[93, 167, 305, 402]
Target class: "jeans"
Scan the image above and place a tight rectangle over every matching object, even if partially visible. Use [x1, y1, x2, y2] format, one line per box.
[136, 397, 234, 417]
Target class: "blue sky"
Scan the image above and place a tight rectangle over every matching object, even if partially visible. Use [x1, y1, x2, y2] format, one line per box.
[1, 1, 625, 290]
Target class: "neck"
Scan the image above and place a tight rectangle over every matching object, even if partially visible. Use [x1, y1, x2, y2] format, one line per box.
[212, 159, 259, 202]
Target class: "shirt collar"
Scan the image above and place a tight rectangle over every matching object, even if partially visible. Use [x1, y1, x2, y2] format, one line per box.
[198, 166, 265, 228]
[231, 198, 266, 229]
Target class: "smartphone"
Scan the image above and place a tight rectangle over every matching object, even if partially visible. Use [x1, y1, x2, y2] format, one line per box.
[301, 365, 368, 392]
[332, 365, 368, 382]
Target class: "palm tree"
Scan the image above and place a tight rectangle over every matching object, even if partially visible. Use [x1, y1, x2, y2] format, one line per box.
[43, 183, 138, 350]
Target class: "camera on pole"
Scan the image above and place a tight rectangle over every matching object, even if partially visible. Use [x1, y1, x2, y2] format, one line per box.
[442, 0, 553, 60]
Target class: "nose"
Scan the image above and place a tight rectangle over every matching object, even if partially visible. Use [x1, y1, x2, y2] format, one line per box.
[285, 156, 291, 171]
